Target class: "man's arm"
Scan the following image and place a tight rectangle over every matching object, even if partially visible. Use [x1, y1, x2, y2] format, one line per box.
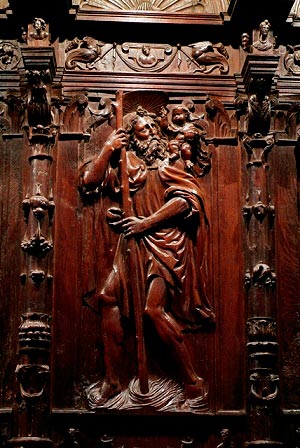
[82, 129, 127, 188]
[118, 197, 190, 237]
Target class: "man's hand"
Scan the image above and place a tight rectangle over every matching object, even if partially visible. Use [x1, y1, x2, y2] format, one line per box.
[118, 216, 150, 237]
[104, 128, 127, 152]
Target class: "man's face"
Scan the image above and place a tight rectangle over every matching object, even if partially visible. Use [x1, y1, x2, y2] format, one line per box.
[133, 116, 157, 141]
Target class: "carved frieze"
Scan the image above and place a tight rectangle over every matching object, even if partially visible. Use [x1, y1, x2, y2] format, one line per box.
[64, 38, 230, 75]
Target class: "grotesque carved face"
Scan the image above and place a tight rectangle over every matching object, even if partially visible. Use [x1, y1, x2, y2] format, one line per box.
[133, 116, 157, 141]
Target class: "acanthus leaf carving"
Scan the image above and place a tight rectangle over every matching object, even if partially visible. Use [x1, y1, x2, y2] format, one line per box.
[205, 97, 232, 138]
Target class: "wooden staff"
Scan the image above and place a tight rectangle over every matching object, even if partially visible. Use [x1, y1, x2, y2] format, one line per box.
[115, 90, 149, 394]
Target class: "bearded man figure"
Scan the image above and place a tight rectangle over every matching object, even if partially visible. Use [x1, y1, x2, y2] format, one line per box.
[81, 105, 215, 410]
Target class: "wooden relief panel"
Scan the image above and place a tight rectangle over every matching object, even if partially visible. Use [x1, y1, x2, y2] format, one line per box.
[51, 83, 244, 421]
[1, 8, 300, 448]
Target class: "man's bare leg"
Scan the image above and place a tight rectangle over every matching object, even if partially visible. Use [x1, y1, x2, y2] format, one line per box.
[144, 276, 205, 399]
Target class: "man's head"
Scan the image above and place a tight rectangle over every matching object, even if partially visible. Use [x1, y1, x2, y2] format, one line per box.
[132, 115, 157, 141]
[125, 110, 167, 165]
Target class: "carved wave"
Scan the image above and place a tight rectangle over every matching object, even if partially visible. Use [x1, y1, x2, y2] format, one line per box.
[86, 375, 209, 413]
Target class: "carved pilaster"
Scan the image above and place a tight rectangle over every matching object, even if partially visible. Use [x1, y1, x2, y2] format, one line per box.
[237, 31, 282, 447]
[9, 19, 57, 448]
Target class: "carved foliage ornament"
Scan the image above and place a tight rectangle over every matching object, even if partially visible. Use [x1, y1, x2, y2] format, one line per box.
[65, 38, 229, 75]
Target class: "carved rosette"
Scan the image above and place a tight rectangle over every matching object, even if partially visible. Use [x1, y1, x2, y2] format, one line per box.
[0, 41, 21, 70]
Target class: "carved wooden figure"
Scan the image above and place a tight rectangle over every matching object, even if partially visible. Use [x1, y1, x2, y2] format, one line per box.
[80, 91, 214, 412]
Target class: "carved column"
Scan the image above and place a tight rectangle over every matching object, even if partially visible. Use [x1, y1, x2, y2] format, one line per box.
[9, 19, 57, 448]
[238, 52, 282, 447]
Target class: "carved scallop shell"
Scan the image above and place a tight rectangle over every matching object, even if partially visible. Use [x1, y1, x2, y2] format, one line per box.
[80, 0, 230, 13]
[123, 90, 169, 115]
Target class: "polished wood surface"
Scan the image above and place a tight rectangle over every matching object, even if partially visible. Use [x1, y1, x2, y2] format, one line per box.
[0, 2, 299, 448]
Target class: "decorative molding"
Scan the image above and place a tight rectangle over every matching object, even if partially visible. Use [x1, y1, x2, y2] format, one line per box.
[247, 318, 277, 340]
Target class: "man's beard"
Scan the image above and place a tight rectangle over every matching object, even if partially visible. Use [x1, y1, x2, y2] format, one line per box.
[132, 135, 167, 166]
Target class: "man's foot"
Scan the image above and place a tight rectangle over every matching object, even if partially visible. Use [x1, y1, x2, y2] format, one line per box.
[184, 376, 207, 400]
[90, 380, 122, 406]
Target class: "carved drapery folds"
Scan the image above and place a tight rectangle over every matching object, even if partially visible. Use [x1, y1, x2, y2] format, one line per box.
[64, 38, 230, 75]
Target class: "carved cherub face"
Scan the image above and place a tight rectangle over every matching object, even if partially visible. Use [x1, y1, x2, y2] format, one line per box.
[172, 107, 188, 126]
[133, 116, 157, 141]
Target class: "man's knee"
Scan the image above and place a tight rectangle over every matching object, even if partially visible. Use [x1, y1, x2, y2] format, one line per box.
[98, 290, 118, 306]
